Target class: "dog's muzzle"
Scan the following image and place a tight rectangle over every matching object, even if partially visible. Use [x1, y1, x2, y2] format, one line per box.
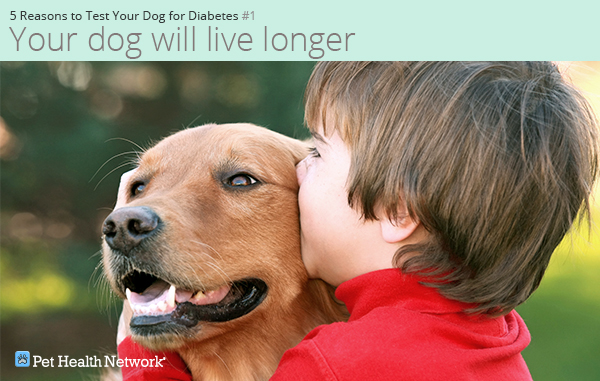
[102, 206, 269, 337]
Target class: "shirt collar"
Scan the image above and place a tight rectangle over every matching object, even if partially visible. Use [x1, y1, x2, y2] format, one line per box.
[335, 268, 476, 321]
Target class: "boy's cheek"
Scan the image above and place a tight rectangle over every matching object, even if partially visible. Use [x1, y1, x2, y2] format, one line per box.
[299, 236, 320, 280]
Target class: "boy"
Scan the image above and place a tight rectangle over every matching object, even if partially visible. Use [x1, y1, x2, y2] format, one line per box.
[117, 62, 599, 380]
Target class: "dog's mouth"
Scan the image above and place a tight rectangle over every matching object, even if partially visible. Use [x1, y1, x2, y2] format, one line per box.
[122, 270, 268, 336]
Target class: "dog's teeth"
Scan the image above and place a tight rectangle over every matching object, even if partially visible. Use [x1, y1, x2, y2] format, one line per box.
[167, 284, 176, 308]
[126, 288, 132, 302]
[158, 301, 167, 312]
[192, 291, 206, 301]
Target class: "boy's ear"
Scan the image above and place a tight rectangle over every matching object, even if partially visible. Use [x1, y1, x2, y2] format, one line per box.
[379, 214, 420, 244]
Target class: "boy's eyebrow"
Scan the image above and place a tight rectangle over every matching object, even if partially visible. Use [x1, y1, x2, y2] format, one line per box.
[311, 132, 328, 145]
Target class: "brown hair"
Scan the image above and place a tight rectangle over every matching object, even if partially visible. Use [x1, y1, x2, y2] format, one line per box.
[305, 62, 599, 315]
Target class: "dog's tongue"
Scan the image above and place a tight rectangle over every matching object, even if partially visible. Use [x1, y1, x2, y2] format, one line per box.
[126, 280, 231, 316]
[130, 280, 171, 304]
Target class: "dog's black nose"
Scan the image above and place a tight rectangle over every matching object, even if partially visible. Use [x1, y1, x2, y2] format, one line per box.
[103, 206, 160, 255]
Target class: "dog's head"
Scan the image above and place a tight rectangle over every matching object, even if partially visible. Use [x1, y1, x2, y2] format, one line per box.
[102, 123, 309, 350]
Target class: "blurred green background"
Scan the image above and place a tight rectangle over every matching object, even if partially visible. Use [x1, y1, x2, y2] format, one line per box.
[1, 61, 599, 380]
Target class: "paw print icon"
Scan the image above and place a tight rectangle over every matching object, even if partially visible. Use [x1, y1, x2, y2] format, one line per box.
[15, 351, 30, 367]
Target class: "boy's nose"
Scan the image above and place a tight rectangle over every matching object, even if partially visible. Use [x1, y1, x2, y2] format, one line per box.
[296, 158, 307, 186]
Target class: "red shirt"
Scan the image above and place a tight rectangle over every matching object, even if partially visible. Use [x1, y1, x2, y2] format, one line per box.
[118, 269, 532, 380]
[271, 269, 532, 380]
[118, 336, 191, 380]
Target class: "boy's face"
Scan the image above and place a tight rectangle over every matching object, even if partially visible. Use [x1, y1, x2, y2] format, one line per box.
[296, 122, 399, 286]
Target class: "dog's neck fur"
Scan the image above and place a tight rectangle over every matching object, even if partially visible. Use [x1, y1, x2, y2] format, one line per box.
[178, 279, 347, 381]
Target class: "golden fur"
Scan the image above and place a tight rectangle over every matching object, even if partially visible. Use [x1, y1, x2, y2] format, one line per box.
[102, 123, 347, 380]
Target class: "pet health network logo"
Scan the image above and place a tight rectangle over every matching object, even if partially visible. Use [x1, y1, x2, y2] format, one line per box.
[15, 351, 31, 367]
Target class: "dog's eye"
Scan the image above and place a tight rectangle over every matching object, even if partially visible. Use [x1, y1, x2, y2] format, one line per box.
[227, 174, 257, 187]
[131, 182, 146, 196]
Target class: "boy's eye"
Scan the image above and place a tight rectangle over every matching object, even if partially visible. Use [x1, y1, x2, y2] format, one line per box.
[308, 147, 321, 158]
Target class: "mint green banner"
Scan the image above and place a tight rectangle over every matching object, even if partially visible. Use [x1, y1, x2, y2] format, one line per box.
[1, 0, 599, 60]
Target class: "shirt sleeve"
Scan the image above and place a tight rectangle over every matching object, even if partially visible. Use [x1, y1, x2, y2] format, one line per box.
[270, 339, 338, 381]
[118, 336, 193, 381]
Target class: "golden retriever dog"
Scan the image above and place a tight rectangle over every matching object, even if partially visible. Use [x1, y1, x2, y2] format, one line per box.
[101, 123, 347, 380]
